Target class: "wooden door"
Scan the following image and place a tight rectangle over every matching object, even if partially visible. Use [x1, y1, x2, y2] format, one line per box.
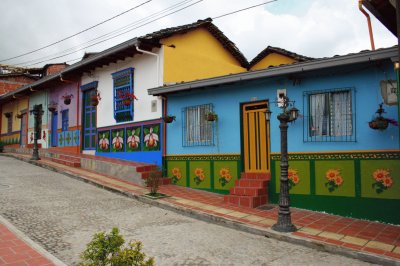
[242, 101, 270, 173]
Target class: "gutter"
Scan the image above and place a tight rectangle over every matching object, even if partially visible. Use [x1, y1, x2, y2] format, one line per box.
[148, 47, 398, 96]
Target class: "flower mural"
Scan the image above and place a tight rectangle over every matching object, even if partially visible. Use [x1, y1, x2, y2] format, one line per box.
[143, 125, 160, 151]
[194, 168, 205, 185]
[171, 167, 182, 184]
[112, 131, 124, 151]
[127, 127, 140, 150]
[288, 168, 300, 190]
[372, 169, 394, 193]
[99, 133, 110, 151]
[218, 168, 232, 187]
[325, 169, 343, 192]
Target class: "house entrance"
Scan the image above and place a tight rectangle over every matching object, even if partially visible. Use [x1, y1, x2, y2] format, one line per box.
[242, 101, 270, 173]
[83, 89, 97, 150]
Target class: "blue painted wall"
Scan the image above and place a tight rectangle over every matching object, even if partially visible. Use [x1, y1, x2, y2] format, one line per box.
[166, 61, 398, 154]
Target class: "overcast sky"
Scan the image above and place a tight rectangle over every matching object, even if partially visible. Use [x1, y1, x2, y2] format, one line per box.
[0, 0, 397, 68]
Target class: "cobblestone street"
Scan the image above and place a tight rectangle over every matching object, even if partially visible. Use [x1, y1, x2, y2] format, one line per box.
[0, 156, 375, 265]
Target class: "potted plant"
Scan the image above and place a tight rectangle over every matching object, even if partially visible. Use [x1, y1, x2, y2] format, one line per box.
[0, 141, 3, 153]
[48, 102, 57, 112]
[16, 113, 23, 119]
[368, 103, 398, 130]
[4, 112, 11, 118]
[163, 115, 175, 123]
[91, 91, 101, 106]
[205, 111, 218, 121]
[62, 94, 73, 105]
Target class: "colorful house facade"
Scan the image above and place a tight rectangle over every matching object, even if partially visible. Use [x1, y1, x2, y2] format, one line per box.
[0, 18, 249, 167]
[149, 46, 400, 224]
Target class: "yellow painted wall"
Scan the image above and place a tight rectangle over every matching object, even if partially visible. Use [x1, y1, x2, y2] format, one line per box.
[1, 98, 28, 135]
[162, 28, 246, 83]
[250, 53, 297, 71]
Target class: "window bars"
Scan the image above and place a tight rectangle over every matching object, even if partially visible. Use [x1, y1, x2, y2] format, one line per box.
[182, 103, 215, 147]
[303, 88, 356, 142]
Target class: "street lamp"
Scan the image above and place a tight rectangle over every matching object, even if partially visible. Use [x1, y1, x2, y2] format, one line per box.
[29, 104, 44, 161]
[267, 95, 299, 233]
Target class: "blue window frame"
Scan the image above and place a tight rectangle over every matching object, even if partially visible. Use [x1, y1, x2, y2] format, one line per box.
[61, 109, 69, 131]
[112, 68, 134, 122]
[182, 103, 215, 147]
[303, 88, 356, 142]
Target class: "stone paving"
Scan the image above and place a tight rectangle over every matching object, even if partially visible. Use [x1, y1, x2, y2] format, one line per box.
[0, 156, 379, 265]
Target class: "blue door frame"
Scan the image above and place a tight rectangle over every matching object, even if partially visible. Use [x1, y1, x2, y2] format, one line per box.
[51, 112, 58, 147]
[83, 89, 97, 150]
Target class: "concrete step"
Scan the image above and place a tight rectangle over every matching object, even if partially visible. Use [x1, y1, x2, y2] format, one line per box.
[229, 187, 267, 196]
[240, 172, 271, 180]
[223, 194, 268, 208]
[234, 179, 269, 188]
[59, 154, 81, 163]
[51, 157, 81, 168]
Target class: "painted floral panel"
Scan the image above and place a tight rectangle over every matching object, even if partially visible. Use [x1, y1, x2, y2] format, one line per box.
[143, 124, 160, 151]
[111, 129, 124, 152]
[97, 130, 110, 152]
[315, 161, 355, 197]
[126, 127, 141, 152]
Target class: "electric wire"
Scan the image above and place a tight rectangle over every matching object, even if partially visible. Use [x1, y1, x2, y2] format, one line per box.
[21, 0, 204, 67]
[11, 0, 278, 67]
[0, 0, 152, 63]
[15, 0, 197, 66]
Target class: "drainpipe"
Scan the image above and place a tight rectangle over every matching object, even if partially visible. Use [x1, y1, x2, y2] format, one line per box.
[359, 0, 375, 50]
[134, 45, 161, 86]
[397, 0, 400, 148]
[135, 44, 166, 166]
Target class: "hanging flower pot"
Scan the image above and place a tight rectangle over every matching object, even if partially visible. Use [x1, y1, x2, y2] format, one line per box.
[62, 94, 73, 105]
[4, 112, 11, 118]
[368, 117, 389, 130]
[91, 91, 101, 106]
[123, 99, 131, 106]
[48, 102, 57, 112]
[16, 113, 23, 119]
[205, 112, 218, 122]
[368, 103, 398, 131]
[163, 115, 175, 123]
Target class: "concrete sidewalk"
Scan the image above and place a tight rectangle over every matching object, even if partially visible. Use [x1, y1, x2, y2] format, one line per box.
[1, 152, 400, 265]
[0, 215, 66, 266]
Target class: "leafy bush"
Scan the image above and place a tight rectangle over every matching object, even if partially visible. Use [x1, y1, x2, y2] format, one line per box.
[77, 227, 154, 266]
[145, 166, 162, 195]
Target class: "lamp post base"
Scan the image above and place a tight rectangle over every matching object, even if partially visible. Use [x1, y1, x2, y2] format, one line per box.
[272, 222, 297, 233]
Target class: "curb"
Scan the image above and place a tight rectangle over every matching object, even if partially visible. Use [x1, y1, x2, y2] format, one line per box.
[2, 153, 399, 266]
[0, 215, 67, 266]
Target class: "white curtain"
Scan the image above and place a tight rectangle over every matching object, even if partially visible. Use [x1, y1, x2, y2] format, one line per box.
[331, 91, 352, 136]
[309, 93, 326, 136]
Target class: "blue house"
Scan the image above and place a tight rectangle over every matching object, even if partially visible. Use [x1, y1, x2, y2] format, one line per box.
[149, 46, 400, 224]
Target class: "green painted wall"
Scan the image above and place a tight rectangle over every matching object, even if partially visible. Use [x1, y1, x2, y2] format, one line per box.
[270, 151, 400, 224]
[165, 154, 241, 194]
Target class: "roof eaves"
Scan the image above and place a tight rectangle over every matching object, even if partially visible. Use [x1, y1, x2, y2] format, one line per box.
[149, 46, 397, 96]
[0, 37, 140, 101]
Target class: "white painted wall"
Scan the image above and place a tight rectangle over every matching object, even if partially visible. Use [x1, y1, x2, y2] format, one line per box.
[81, 47, 164, 128]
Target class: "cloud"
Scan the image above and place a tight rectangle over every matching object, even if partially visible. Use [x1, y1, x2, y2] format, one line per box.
[0, 0, 396, 67]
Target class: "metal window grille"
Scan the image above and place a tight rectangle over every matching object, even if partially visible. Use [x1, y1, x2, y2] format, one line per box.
[112, 68, 134, 122]
[61, 110, 69, 131]
[182, 104, 215, 147]
[303, 88, 356, 142]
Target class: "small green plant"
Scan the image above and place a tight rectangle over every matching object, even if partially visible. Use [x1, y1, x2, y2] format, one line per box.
[145, 166, 163, 196]
[77, 227, 154, 266]
[0, 141, 4, 153]
[205, 112, 218, 121]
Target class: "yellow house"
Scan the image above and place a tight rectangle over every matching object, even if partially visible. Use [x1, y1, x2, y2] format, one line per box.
[138, 18, 249, 83]
[249, 46, 313, 71]
[1, 97, 29, 147]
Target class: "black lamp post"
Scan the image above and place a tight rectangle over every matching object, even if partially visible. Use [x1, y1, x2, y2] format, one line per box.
[29, 104, 44, 161]
[266, 95, 299, 233]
